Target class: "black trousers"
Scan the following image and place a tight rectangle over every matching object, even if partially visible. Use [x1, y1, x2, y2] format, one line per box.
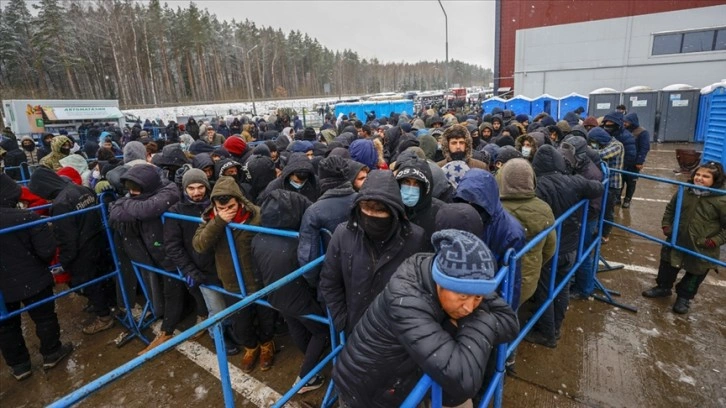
[227, 303, 276, 349]
[655, 259, 709, 300]
[285, 314, 330, 378]
[160, 276, 187, 335]
[622, 166, 640, 201]
[0, 285, 61, 367]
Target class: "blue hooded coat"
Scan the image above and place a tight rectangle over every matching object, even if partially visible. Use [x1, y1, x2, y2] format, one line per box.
[603, 112, 637, 168]
[624, 113, 651, 165]
[454, 169, 525, 305]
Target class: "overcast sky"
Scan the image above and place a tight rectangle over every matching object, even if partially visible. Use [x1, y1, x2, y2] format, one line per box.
[161, 1, 496, 68]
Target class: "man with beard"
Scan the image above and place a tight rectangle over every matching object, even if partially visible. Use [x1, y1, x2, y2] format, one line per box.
[437, 124, 488, 170]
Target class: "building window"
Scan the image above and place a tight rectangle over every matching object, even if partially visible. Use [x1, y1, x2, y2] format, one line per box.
[652, 28, 726, 55]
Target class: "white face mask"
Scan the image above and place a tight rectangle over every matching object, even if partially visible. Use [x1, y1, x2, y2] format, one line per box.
[92, 169, 101, 179]
[521, 146, 532, 158]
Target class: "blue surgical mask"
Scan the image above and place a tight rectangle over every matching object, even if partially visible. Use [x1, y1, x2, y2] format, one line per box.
[289, 179, 306, 190]
[400, 184, 420, 207]
[521, 146, 532, 158]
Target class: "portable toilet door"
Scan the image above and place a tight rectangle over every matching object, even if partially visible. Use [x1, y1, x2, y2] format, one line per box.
[588, 88, 620, 118]
[695, 92, 711, 142]
[701, 82, 726, 165]
[657, 84, 700, 142]
[504, 95, 532, 116]
[482, 97, 507, 114]
[558, 93, 588, 120]
[531, 94, 559, 119]
[622, 86, 658, 142]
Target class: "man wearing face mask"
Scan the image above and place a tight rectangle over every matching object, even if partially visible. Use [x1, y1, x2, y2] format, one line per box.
[515, 134, 537, 162]
[396, 157, 445, 242]
[259, 152, 319, 203]
[39, 135, 72, 171]
[437, 124, 488, 171]
[20, 136, 41, 166]
[319, 170, 427, 335]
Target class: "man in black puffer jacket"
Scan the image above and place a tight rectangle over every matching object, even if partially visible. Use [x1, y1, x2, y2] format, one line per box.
[28, 167, 115, 336]
[526, 145, 603, 348]
[333, 230, 519, 408]
[0, 174, 72, 380]
[319, 170, 427, 335]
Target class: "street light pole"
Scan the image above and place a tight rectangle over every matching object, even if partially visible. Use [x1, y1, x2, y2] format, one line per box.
[245, 44, 259, 116]
[338, 56, 348, 101]
[438, 0, 449, 110]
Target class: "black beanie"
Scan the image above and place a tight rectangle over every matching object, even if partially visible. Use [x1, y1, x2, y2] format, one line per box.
[303, 127, 317, 141]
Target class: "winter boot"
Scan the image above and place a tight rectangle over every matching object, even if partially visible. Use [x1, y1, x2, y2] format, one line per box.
[259, 340, 275, 371]
[11, 361, 32, 381]
[642, 286, 672, 298]
[137, 332, 173, 356]
[524, 330, 557, 349]
[622, 199, 631, 209]
[82, 315, 114, 335]
[241, 344, 260, 373]
[43, 343, 74, 370]
[672, 297, 690, 314]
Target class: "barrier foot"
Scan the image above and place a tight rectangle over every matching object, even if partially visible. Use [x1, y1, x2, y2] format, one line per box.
[592, 278, 638, 313]
[114, 331, 139, 348]
[598, 256, 625, 273]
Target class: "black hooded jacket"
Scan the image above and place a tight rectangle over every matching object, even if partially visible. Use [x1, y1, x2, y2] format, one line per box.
[252, 190, 323, 316]
[241, 155, 277, 204]
[28, 167, 105, 278]
[259, 152, 319, 203]
[0, 174, 56, 303]
[531, 145, 604, 253]
[1, 137, 27, 180]
[164, 192, 220, 286]
[333, 253, 519, 408]
[109, 164, 181, 271]
[319, 170, 427, 334]
[396, 157, 444, 243]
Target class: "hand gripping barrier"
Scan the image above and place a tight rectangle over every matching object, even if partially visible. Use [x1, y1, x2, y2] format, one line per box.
[48, 210, 343, 408]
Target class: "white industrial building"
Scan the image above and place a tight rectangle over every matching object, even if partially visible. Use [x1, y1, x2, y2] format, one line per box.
[513, 5, 726, 96]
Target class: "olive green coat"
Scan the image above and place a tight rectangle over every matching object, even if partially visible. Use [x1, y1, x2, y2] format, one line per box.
[193, 176, 262, 293]
[497, 159, 557, 304]
[662, 188, 726, 274]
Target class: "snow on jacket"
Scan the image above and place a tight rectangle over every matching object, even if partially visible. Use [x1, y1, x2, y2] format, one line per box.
[333, 253, 519, 408]
[319, 170, 427, 334]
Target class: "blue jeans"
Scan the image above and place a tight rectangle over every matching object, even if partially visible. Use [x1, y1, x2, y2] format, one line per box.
[574, 219, 598, 296]
[199, 286, 228, 336]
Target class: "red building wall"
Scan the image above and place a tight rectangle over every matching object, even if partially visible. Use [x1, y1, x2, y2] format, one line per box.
[497, 0, 726, 90]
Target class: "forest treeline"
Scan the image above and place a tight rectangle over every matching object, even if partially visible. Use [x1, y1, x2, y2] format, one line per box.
[0, 0, 492, 108]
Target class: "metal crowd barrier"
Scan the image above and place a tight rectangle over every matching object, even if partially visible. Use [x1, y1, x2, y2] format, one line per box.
[47, 210, 342, 407]
[0, 194, 139, 340]
[606, 168, 726, 269]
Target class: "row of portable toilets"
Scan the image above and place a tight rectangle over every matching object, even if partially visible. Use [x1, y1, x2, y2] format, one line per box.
[481, 81, 726, 164]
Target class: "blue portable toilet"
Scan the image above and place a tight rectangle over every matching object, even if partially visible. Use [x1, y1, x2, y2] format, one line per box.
[531, 94, 559, 119]
[695, 81, 726, 142]
[700, 81, 726, 165]
[504, 95, 533, 116]
[482, 97, 507, 114]
[558, 93, 588, 120]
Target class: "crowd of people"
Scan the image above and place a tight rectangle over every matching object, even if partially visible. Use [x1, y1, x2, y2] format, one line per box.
[0, 103, 724, 407]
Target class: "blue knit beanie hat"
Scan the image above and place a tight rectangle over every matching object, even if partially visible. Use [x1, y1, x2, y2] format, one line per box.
[431, 229, 499, 295]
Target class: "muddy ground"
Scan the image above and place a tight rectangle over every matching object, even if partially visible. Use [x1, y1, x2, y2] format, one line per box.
[0, 143, 724, 408]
